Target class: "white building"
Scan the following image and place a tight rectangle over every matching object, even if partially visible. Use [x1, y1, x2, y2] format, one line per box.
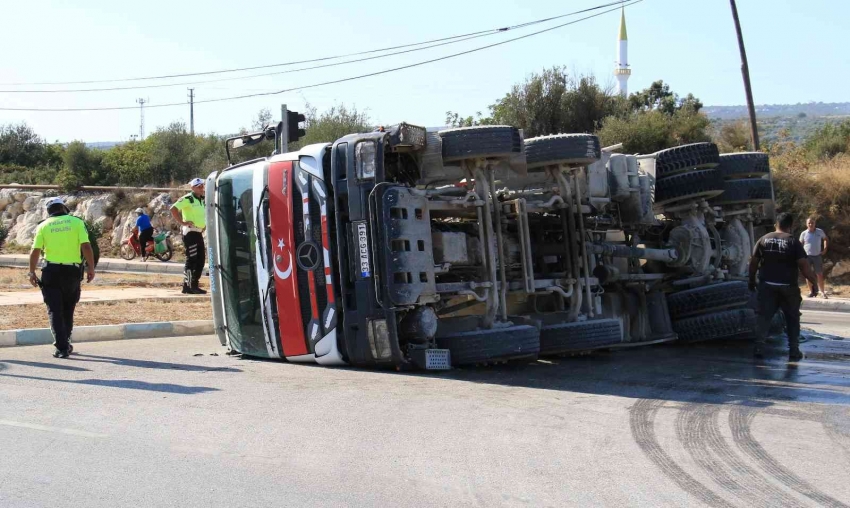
[614, 8, 631, 97]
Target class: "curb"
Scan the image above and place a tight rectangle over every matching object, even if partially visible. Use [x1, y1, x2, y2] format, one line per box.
[0, 320, 213, 348]
[801, 298, 850, 314]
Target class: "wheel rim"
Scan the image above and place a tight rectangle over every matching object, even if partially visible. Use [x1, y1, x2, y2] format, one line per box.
[120, 244, 135, 260]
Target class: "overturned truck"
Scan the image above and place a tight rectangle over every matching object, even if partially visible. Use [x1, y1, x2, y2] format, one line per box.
[206, 123, 774, 369]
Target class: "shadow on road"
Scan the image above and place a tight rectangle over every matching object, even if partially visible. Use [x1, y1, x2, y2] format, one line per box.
[0, 372, 219, 394]
[69, 354, 241, 373]
[0, 359, 91, 372]
[392, 335, 850, 408]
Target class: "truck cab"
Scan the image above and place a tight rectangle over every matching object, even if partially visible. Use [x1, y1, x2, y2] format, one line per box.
[207, 143, 346, 365]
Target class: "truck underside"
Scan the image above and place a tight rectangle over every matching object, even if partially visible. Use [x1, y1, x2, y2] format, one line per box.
[207, 124, 775, 369]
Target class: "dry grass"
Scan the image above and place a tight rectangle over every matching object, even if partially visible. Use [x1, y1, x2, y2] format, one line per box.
[0, 242, 31, 254]
[772, 151, 850, 264]
[0, 299, 212, 330]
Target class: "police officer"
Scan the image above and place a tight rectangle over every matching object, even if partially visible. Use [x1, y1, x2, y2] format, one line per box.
[170, 178, 207, 294]
[28, 198, 96, 358]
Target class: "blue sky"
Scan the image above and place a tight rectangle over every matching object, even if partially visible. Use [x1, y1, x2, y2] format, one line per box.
[0, 0, 846, 142]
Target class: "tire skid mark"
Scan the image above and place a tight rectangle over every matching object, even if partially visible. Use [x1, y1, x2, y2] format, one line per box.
[676, 404, 803, 507]
[629, 398, 734, 508]
[729, 404, 850, 508]
[822, 406, 850, 465]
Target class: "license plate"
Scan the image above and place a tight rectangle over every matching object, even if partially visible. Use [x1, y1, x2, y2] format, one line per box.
[357, 223, 371, 278]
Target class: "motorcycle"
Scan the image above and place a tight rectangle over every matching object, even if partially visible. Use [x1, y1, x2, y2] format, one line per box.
[120, 229, 173, 262]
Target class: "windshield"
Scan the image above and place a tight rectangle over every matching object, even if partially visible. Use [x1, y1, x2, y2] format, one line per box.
[216, 166, 267, 356]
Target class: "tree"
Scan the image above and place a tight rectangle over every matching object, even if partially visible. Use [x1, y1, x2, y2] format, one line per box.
[0, 123, 48, 168]
[597, 80, 710, 153]
[629, 80, 703, 115]
[597, 108, 711, 154]
[102, 140, 152, 185]
[63, 141, 109, 186]
[146, 122, 200, 184]
[445, 111, 492, 128]
[295, 103, 371, 148]
[252, 108, 273, 131]
[484, 67, 627, 137]
[713, 119, 751, 153]
[805, 119, 850, 159]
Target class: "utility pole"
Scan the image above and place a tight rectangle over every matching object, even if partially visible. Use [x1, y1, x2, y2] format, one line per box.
[729, 0, 759, 150]
[136, 98, 148, 140]
[187, 88, 195, 136]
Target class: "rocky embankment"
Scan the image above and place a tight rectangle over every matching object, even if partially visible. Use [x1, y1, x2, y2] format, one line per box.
[0, 189, 182, 250]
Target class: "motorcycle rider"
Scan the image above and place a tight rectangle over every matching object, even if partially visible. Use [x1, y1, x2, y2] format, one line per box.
[132, 208, 154, 262]
[170, 178, 207, 294]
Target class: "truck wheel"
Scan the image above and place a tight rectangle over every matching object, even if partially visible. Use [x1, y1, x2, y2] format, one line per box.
[654, 142, 720, 178]
[718, 152, 770, 179]
[438, 126, 523, 162]
[672, 308, 756, 343]
[654, 168, 724, 205]
[709, 178, 773, 205]
[539, 318, 622, 355]
[436, 324, 540, 366]
[666, 281, 751, 320]
[524, 134, 601, 168]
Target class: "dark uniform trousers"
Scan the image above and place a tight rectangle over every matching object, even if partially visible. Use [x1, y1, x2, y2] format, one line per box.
[40, 264, 82, 353]
[754, 281, 802, 350]
[183, 231, 205, 289]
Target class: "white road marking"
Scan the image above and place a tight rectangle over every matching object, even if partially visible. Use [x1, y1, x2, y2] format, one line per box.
[0, 419, 107, 438]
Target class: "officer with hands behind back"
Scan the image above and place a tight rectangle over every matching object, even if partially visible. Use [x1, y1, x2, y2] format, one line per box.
[170, 178, 207, 294]
[28, 198, 96, 359]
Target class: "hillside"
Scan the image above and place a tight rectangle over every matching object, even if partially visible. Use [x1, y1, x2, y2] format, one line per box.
[704, 102, 850, 145]
[703, 102, 850, 120]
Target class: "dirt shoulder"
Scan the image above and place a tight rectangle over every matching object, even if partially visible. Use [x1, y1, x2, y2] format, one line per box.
[1, 299, 212, 330]
[0, 266, 213, 330]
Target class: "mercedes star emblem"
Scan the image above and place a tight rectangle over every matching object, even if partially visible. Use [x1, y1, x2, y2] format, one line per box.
[296, 242, 321, 271]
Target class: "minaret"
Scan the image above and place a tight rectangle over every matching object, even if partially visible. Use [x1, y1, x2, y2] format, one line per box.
[615, 8, 631, 97]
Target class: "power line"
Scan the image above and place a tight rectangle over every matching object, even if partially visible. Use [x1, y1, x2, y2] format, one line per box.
[0, 1, 642, 112]
[0, 1, 629, 94]
[0, 32, 498, 94]
[0, 1, 628, 87]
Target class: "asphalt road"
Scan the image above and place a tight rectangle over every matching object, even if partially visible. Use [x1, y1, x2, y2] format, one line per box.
[1, 312, 849, 507]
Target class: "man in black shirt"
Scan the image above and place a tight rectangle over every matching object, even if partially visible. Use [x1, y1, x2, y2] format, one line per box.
[749, 213, 820, 361]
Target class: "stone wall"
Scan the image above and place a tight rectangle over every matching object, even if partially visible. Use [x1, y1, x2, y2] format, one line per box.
[0, 189, 183, 249]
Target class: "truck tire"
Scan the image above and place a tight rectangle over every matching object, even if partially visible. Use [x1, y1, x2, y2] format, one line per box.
[718, 152, 770, 179]
[539, 318, 622, 355]
[654, 168, 724, 205]
[654, 142, 720, 178]
[667, 281, 751, 320]
[436, 324, 540, 366]
[672, 308, 756, 343]
[524, 133, 601, 168]
[709, 178, 773, 205]
[438, 126, 523, 162]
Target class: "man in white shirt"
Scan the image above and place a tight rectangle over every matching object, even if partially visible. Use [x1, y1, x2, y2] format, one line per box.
[799, 216, 829, 299]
